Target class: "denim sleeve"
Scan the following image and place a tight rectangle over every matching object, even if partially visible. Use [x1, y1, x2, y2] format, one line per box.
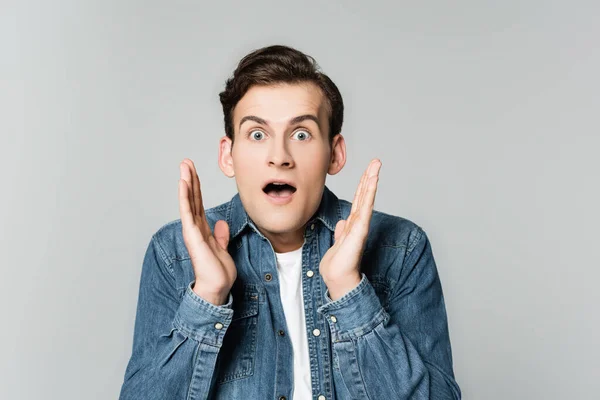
[317, 227, 461, 399]
[119, 235, 234, 400]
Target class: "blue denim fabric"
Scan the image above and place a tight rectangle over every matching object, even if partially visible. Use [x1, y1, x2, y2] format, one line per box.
[119, 185, 461, 399]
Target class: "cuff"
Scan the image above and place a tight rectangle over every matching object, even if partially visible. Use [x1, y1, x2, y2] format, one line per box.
[173, 281, 234, 347]
[317, 273, 389, 342]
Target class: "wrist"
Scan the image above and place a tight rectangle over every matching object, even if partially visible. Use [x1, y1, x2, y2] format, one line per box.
[324, 272, 362, 301]
[192, 281, 229, 306]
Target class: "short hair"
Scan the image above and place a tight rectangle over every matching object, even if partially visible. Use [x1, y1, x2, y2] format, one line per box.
[219, 45, 344, 146]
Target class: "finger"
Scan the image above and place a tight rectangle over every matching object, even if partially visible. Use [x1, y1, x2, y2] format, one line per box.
[178, 179, 196, 228]
[182, 159, 197, 216]
[356, 160, 373, 211]
[185, 158, 204, 219]
[334, 220, 346, 242]
[353, 159, 375, 214]
[180, 162, 196, 216]
[359, 159, 380, 208]
[214, 220, 230, 251]
[350, 167, 368, 215]
[361, 160, 381, 217]
[369, 158, 381, 178]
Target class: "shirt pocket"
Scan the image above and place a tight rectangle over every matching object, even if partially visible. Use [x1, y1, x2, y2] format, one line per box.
[369, 276, 391, 309]
[216, 286, 260, 385]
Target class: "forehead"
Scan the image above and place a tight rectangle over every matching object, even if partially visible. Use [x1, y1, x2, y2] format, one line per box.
[233, 82, 329, 130]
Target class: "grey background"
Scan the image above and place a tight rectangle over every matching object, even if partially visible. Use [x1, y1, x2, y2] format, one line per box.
[2, 1, 599, 399]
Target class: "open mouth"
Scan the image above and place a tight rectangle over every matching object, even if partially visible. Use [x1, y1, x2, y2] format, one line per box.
[262, 182, 297, 198]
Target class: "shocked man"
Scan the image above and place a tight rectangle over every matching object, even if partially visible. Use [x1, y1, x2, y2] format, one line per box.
[119, 45, 461, 400]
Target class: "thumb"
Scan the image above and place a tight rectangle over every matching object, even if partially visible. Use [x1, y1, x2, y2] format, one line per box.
[214, 220, 230, 251]
[334, 220, 346, 242]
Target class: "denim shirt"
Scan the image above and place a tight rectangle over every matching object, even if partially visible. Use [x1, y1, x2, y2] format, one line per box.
[119, 185, 461, 400]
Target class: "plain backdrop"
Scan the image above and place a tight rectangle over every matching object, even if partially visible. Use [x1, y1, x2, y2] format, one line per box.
[2, 1, 599, 399]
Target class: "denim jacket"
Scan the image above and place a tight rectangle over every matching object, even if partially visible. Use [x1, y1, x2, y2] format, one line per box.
[119, 185, 461, 400]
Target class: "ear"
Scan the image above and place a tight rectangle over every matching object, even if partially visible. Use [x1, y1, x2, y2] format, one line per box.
[327, 133, 346, 175]
[218, 135, 235, 177]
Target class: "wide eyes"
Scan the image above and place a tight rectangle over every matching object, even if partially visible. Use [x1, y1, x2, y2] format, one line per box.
[291, 130, 311, 141]
[250, 130, 265, 141]
[248, 129, 312, 141]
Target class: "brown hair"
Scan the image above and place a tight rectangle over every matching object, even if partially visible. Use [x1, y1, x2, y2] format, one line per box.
[219, 45, 344, 146]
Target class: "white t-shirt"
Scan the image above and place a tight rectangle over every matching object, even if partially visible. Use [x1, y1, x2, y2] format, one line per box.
[275, 246, 312, 399]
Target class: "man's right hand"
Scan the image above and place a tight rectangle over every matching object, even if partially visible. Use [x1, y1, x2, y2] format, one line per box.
[178, 158, 237, 305]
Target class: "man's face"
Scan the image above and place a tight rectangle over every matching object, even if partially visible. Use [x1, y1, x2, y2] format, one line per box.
[219, 82, 344, 248]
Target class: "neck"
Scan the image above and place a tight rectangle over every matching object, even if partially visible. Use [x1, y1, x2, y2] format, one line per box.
[260, 227, 305, 253]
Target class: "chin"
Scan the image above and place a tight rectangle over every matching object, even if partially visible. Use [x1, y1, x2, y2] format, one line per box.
[255, 216, 305, 235]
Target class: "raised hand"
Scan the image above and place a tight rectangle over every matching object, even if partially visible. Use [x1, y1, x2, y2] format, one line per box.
[319, 159, 382, 301]
[178, 158, 237, 305]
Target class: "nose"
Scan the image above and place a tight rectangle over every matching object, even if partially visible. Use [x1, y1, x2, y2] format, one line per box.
[267, 138, 294, 168]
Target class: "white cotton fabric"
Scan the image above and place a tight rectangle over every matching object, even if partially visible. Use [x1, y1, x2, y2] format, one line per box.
[275, 246, 313, 399]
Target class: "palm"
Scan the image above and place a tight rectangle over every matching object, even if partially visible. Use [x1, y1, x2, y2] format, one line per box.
[179, 159, 237, 292]
[320, 159, 381, 286]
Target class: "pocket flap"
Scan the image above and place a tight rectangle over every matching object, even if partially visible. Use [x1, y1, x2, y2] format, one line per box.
[231, 288, 259, 321]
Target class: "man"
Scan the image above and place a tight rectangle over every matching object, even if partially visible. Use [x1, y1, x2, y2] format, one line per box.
[119, 45, 461, 399]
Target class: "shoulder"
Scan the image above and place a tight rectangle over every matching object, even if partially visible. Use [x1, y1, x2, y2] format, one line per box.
[336, 198, 433, 305]
[337, 198, 427, 256]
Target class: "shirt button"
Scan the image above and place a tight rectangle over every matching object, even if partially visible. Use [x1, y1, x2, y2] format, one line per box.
[278, 329, 285, 336]
[278, 396, 287, 400]
[330, 315, 337, 323]
[264, 273, 272, 282]
[310, 223, 315, 230]
[214, 322, 223, 330]
[312, 328, 321, 337]
[318, 396, 326, 400]
[306, 270, 314, 278]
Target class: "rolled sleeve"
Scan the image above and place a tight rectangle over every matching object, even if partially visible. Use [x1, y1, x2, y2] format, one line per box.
[173, 281, 234, 347]
[317, 273, 389, 342]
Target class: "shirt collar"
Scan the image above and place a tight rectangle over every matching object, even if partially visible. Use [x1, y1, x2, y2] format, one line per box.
[225, 184, 341, 240]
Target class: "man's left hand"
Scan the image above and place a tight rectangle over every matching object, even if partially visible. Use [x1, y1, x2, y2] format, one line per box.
[320, 158, 382, 301]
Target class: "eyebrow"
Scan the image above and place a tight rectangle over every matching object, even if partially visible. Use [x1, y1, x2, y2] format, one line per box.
[238, 114, 321, 131]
